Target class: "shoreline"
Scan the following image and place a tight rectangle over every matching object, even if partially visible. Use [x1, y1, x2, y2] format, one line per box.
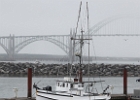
[0, 75, 139, 78]
[0, 62, 139, 77]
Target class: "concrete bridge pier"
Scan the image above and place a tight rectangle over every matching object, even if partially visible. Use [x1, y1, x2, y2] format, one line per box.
[8, 34, 15, 60]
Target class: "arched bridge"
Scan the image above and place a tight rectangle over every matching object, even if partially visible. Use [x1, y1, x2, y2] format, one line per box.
[0, 15, 140, 60]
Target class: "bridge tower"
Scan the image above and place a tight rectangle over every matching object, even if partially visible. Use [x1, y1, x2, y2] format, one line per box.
[8, 34, 15, 60]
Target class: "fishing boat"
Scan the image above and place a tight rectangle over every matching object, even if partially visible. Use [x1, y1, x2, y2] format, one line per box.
[33, 76, 111, 100]
[33, 2, 111, 100]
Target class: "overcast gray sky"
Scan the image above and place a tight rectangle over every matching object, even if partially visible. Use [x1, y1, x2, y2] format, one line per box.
[0, 0, 140, 57]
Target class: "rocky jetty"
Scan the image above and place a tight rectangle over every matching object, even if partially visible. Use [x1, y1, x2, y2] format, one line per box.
[0, 62, 140, 77]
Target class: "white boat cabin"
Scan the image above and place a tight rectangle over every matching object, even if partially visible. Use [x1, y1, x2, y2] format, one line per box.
[55, 77, 84, 96]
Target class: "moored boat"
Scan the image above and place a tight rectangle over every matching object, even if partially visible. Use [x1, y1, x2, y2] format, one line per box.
[33, 76, 111, 100]
[33, 1, 112, 100]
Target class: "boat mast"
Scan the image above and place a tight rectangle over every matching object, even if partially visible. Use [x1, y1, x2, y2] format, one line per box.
[74, 29, 84, 83]
[79, 29, 84, 83]
[74, 2, 91, 83]
[75, 2, 82, 36]
[86, 2, 90, 78]
[70, 1, 82, 83]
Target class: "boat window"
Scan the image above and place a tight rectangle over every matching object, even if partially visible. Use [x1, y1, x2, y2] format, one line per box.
[63, 83, 65, 87]
[58, 82, 59, 86]
[67, 83, 68, 87]
[71, 84, 73, 88]
[78, 84, 84, 87]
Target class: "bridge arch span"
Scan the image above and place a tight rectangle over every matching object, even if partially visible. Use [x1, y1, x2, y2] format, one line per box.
[88, 15, 140, 35]
[0, 42, 9, 55]
[15, 37, 69, 55]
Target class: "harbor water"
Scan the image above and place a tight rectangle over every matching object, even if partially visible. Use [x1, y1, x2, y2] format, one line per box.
[0, 76, 139, 98]
[0, 60, 139, 98]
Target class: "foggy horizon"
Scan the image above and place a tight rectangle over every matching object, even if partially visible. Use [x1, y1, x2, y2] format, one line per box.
[0, 0, 140, 57]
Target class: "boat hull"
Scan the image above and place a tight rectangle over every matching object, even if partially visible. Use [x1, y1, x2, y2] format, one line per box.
[36, 90, 111, 100]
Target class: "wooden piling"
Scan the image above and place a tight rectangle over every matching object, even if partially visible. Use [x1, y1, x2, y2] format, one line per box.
[79, 69, 82, 83]
[123, 68, 127, 95]
[27, 68, 32, 98]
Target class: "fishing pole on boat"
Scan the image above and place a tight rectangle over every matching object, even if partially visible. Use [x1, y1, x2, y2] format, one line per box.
[32, 77, 45, 96]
